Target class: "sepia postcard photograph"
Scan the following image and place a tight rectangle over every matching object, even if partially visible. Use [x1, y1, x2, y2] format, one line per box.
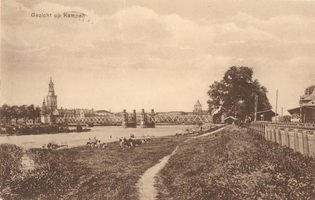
[1, 0, 315, 199]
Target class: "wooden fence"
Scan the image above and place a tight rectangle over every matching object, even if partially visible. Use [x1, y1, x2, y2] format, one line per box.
[246, 122, 315, 157]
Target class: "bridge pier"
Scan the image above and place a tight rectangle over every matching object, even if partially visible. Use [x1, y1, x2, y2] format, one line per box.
[141, 109, 155, 128]
[122, 109, 137, 128]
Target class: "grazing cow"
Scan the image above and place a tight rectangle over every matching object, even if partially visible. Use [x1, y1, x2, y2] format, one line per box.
[101, 142, 108, 148]
[119, 137, 133, 148]
[96, 140, 108, 149]
[124, 138, 134, 148]
[86, 141, 96, 148]
[124, 141, 133, 148]
[175, 133, 183, 137]
[140, 138, 150, 143]
[129, 139, 142, 146]
[96, 140, 101, 148]
[47, 143, 52, 149]
[119, 137, 124, 147]
[87, 138, 98, 149]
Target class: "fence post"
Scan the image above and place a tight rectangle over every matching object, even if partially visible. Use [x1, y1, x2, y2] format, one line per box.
[277, 128, 281, 145]
[285, 128, 289, 147]
[273, 127, 277, 143]
[279, 130, 284, 146]
[266, 126, 269, 140]
[294, 129, 299, 153]
[273, 126, 276, 142]
[302, 130, 309, 156]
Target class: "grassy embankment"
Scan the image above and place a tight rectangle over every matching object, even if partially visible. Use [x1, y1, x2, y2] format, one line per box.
[0, 135, 189, 200]
[156, 125, 315, 199]
[2, 125, 314, 200]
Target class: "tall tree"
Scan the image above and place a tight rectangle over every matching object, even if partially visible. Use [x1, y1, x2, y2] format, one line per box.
[0, 104, 12, 124]
[20, 105, 29, 125]
[11, 105, 22, 124]
[27, 105, 41, 124]
[207, 66, 272, 122]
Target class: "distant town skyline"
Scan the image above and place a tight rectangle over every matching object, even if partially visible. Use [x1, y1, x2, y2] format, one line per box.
[1, 0, 315, 114]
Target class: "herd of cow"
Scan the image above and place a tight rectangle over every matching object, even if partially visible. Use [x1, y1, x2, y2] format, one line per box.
[86, 136, 151, 149]
[86, 137, 109, 149]
[118, 137, 150, 148]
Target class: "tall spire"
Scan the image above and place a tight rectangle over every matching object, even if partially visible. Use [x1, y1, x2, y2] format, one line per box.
[48, 77, 55, 95]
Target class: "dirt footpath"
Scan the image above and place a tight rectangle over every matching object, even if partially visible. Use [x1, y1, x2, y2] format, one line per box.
[137, 127, 226, 200]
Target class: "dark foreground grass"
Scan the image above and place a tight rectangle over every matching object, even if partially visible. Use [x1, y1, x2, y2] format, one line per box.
[156, 125, 315, 200]
[0, 135, 188, 200]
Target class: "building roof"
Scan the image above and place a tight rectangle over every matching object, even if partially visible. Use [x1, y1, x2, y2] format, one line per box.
[256, 110, 279, 115]
[95, 110, 111, 113]
[287, 85, 315, 114]
[288, 105, 315, 114]
[167, 111, 187, 115]
[303, 90, 315, 101]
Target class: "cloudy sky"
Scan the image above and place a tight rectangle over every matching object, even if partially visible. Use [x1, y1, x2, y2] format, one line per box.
[1, 0, 315, 114]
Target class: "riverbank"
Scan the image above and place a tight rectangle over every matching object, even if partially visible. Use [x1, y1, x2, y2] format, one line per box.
[3, 125, 312, 199]
[0, 134, 190, 199]
[0, 124, 90, 136]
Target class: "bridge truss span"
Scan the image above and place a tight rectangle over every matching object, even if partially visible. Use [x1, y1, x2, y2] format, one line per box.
[153, 113, 212, 124]
[55, 111, 212, 126]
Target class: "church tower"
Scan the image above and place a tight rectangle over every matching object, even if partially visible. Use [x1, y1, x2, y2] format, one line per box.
[40, 98, 48, 123]
[46, 77, 57, 114]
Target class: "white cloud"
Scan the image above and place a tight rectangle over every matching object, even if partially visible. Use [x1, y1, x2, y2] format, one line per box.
[225, 12, 315, 43]
[2, 0, 314, 112]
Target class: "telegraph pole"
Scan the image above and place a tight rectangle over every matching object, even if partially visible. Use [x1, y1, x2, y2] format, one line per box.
[254, 95, 258, 122]
[275, 90, 278, 125]
[300, 95, 303, 122]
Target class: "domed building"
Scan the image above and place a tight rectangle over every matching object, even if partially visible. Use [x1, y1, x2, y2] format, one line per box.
[288, 85, 315, 123]
[193, 100, 207, 114]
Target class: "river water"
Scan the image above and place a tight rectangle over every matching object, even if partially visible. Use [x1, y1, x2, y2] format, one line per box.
[0, 125, 192, 149]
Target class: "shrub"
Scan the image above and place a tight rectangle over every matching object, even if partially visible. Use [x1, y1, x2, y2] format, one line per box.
[0, 145, 82, 199]
[0, 144, 23, 193]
